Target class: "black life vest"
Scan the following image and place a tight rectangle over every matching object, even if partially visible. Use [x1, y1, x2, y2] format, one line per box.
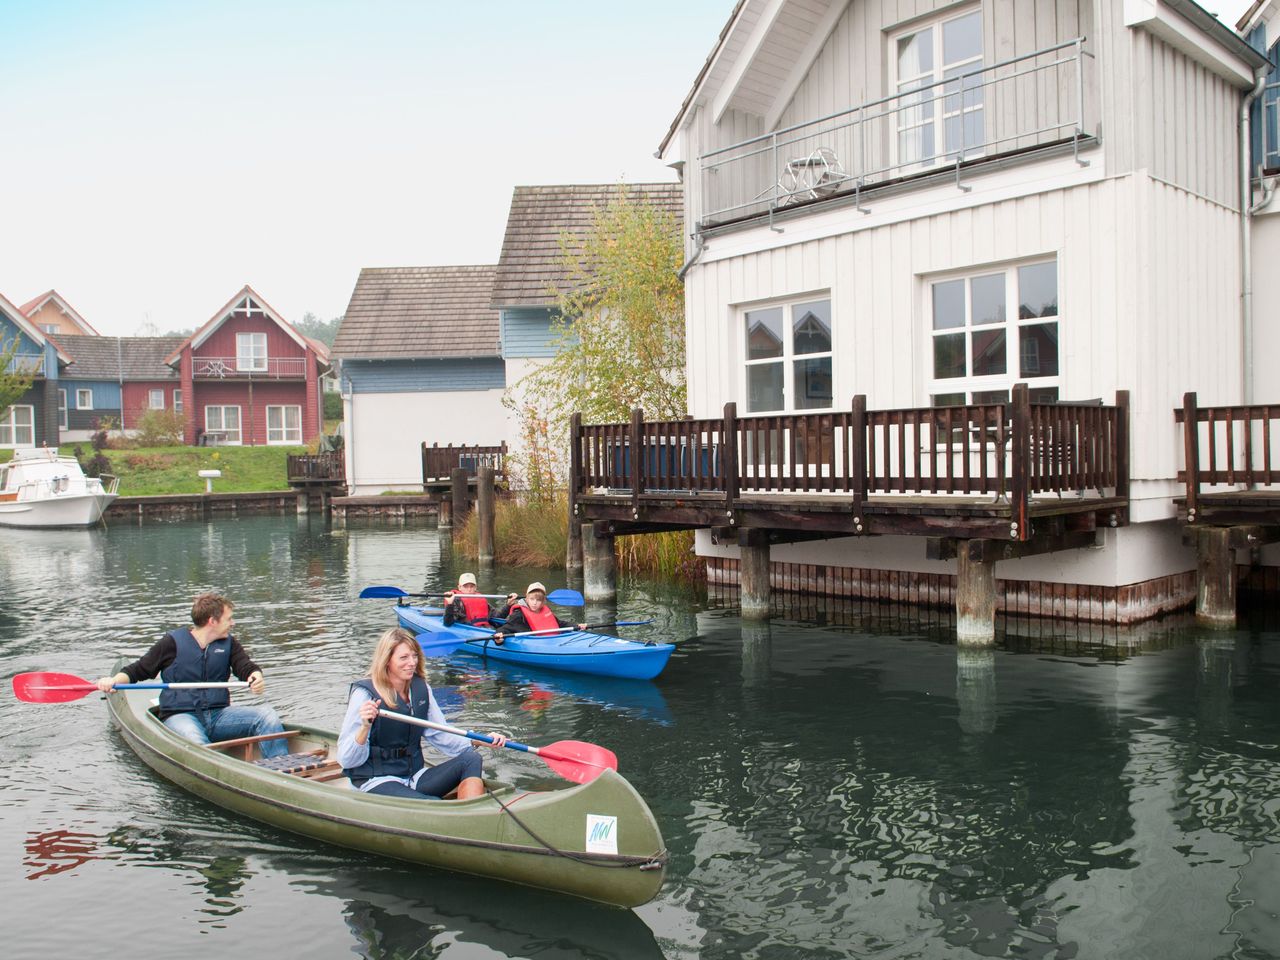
[514, 600, 561, 632]
[343, 676, 432, 784]
[455, 593, 492, 624]
[160, 628, 231, 714]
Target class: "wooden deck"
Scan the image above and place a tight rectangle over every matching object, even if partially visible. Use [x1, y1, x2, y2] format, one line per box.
[1175, 393, 1280, 531]
[572, 385, 1130, 554]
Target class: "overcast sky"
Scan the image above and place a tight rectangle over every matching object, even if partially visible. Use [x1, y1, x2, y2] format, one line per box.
[0, 0, 1261, 336]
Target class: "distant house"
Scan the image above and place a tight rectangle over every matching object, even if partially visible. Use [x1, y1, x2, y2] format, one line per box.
[18, 290, 99, 338]
[0, 293, 71, 448]
[491, 183, 684, 401]
[53, 335, 184, 442]
[165, 286, 329, 446]
[332, 266, 503, 494]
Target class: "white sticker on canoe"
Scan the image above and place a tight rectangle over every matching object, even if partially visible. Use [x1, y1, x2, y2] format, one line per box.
[585, 814, 618, 854]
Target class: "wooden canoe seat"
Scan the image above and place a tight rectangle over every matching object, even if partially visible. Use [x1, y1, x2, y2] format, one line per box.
[254, 749, 346, 783]
[207, 729, 301, 761]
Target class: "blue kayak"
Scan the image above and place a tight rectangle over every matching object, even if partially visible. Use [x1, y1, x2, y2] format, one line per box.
[393, 606, 675, 681]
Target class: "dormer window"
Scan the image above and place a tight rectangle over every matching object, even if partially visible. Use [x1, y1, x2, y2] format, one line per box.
[236, 332, 267, 372]
[893, 8, 984, 168]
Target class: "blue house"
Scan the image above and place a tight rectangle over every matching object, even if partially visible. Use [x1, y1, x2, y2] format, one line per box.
[0, 293, 70, 449]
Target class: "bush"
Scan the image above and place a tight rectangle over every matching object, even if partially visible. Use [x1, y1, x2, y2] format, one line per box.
[323, 391, 343, 421]
[134, 408, 185, 447]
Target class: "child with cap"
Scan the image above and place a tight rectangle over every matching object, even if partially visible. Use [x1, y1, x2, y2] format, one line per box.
[492, 582, 586, 645]
[442, 573, 517, 628]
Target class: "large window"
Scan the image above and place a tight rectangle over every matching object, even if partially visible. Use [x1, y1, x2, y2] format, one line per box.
[266, 405, 302, 444]
[205, 405, 242, 444]
[894, 8, 984, 168]
[76, 388, 93, 410]
[0, 405, 35, 447]
[743, 298, 833, 413]
[236, 332, 267, 372]
[928, 259, 1060, 405]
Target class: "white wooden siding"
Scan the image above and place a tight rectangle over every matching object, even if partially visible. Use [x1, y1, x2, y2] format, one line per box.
[684, 175, 1240, 491]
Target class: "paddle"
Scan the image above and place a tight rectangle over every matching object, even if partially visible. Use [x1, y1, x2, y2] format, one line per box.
[12, 671, 249, 705]
[361, 585, 585, 606]
[414, 621, 656, 656]
[375, 709, 616, 784]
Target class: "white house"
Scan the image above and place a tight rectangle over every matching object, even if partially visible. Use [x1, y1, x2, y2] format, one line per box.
[648, 0, 1276, 624]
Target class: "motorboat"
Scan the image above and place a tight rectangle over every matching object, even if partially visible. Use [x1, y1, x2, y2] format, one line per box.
[0, 448, 119, 528]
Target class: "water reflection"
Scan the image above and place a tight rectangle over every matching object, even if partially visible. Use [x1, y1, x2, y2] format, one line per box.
[955, 647, 996, 735]
[24, 828, 102, 880]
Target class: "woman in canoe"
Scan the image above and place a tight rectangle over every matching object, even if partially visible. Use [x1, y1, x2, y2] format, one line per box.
[338, 627, 507, 800]
[492, 582, 586, 645]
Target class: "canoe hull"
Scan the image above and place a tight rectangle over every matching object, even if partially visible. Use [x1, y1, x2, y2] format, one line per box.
[107, 686, 666, 908]
[395, 607, 675, 680]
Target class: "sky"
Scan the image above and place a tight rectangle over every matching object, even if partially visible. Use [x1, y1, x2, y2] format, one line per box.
[0, 0, 1262, 337]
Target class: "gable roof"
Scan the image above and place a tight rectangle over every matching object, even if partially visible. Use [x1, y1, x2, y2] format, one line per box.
[55, 334, 184, 381]
[0, 292, 72, 364]
[331, 265, 501, 360]
[18, 290, 100, 336]
[490, 183, 684, 309]
[164, 284, 329, 365]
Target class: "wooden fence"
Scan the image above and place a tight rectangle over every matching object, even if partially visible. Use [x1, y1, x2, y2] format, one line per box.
[421, 442, 507, 483]
[286, 453, 345, 484]
[1177, 392, 1280, 512]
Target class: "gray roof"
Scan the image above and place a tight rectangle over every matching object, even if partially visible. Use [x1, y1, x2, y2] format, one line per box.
[490, 183, 684, 309]
[56, 334, 183, 381]
[331, 265, 500, 360]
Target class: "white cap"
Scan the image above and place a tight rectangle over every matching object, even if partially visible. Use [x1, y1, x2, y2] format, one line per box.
[458, 572, 477, 586]
[525, 582, 547, 596]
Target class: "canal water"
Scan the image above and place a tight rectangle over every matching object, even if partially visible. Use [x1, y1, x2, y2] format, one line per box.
[2, 515, 1279, 959]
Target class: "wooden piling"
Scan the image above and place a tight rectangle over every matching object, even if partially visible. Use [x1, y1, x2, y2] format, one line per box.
[1195, 526, 1237, 626]
[583, 522, 617, 601]
[450, 468, 470, 535]
[739, 530, 771, 620]
[477, 465, 495, 563]
[956, 541, 996, 645]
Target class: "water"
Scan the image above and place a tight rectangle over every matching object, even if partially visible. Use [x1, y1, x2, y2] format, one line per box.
[2, 515, 1279, 959]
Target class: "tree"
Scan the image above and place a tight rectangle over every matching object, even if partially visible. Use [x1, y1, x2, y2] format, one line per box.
[295, 312, 343, 347]
[0, 334, 37, 419]
[505, 186, 685, 493]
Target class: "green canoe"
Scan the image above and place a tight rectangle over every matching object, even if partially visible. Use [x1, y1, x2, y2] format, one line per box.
[105, 685, 667, 908]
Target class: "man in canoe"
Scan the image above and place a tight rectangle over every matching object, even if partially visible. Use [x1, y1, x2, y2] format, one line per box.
[491, 582, 586, 645]
[441, 572, 515, 629]
[94, 592, 288, 758]
[338, 627, 507, 800]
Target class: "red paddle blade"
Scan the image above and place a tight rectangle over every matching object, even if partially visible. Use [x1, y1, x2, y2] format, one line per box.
[12, 672, 98, 704]
[536, 740, 619, 784]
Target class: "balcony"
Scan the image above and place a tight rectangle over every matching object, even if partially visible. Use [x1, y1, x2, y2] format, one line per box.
[699, 38, 1094, 230]
[3, 354, 44, 377]
[193, 357, 306, 379]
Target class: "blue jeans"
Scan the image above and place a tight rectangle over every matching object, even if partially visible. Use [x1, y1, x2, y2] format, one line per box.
[163, 705, 289, 758]
[366, 750, 484, 800]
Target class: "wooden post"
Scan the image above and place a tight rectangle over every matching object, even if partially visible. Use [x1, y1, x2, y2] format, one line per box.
[567, 413, 583, 570]
[722, 401, 739, 512]
[296, 491, 309, 515]
[851, 395, 867, 530]
[437, 495, 452, 529]
[583, 522, 617, 601]
[450, 467, 470, 535]
[1010, 383, 1030, 542]
[477, 465, 495, 563]
[1115, 389, 1130, 502]
[1182, 391, 1199, 521]
[1195, 526, 1237, 626]
[630, 407, 644, 519]
[956, 540, 997, 645]
[739, 529, 771, 620]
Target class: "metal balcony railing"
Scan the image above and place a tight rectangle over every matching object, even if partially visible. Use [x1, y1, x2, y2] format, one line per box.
[699, 37, 1094, 228]
[193, 357, 307, 379]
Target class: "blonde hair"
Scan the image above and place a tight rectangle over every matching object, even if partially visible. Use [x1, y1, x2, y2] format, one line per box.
[366, 627, 426, 705]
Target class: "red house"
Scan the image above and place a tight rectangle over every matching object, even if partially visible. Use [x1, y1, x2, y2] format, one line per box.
[166, 286, 329, 446]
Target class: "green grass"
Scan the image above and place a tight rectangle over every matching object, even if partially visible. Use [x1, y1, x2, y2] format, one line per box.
[5, 444, 308, 496]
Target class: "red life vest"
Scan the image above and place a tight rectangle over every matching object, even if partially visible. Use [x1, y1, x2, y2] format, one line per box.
[456, 593, 492, 624]
[515, 600, 561, 632]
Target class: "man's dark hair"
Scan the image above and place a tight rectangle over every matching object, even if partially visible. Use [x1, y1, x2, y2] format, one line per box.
[191, 593, 233, 627]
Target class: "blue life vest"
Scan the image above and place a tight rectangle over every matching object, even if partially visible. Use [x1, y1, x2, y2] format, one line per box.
[160, 628, 231, 714]
[343, 676, 432, 785]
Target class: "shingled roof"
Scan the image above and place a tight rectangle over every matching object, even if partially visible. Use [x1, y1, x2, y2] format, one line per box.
[490, 183, 684, 309]
[331, 265, 500, 360]
[55, 334, 183, 380]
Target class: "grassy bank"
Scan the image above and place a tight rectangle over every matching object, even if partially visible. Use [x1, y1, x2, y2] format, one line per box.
[0, 445, 306, 496]
[455, 495, 705, 581]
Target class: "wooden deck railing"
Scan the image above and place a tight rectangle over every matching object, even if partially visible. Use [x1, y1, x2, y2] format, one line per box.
[1176, 392, 1280, 512]
[572, 385, 1128, 540]
[421, 442, 507, 483]
[286, 453, 345, 483]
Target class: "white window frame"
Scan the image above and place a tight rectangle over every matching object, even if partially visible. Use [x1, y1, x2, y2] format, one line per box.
[924, 257, 1061, 407]
[0, 405, 35, 447]
[740, 294, 835, 415]
[890, 6, 984, 171]
[148, 388, 165, 410]
[236, 332, 268, 372]
[266, 405, 302, 444]
[42, 323, 59, 335]
[205, 405, 243, 444]
[58, 389, 67, 430]
[76, 388, 93, 410]
[173, 389, 183, 414]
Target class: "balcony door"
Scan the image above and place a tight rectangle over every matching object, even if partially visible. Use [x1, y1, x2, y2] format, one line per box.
[894, 8, 984, 170]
